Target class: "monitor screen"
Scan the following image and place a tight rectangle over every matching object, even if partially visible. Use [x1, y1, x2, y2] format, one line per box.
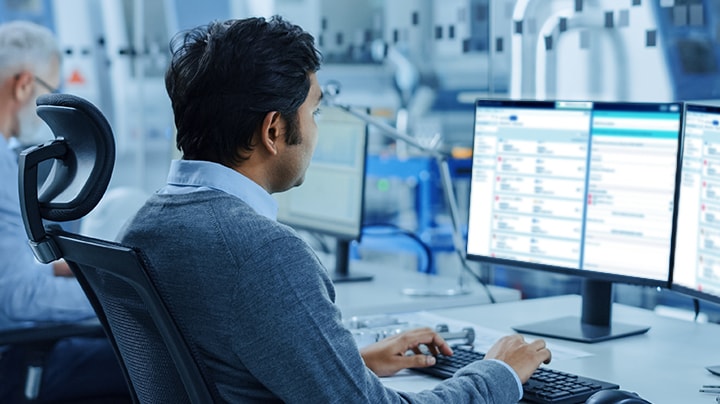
[274, 105, 370, 282]
[671, 103, 720, 305]
[466, 99, 683, 342]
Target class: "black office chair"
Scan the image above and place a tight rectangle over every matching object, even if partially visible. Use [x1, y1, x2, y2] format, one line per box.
[0, 320, 104, 402]
[18, 93, 221, 403]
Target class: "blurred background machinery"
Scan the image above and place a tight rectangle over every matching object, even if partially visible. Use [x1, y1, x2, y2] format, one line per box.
[3, 0, 719, 319]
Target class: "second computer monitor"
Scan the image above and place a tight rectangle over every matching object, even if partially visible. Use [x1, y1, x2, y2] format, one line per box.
[672, 103, 720, 305]
[273, 105, 370, 283]
[466, 99, 683, 342]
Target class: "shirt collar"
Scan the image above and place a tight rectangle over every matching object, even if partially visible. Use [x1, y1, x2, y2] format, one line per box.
[166, 159, 278, 220]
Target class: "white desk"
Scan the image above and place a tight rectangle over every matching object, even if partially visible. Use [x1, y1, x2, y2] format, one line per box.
[332, 258, 521, 317]
[378, 295, 720, 403]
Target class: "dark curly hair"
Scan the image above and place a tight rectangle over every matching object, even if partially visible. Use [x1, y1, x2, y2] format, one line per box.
[165, 16, 322, 166]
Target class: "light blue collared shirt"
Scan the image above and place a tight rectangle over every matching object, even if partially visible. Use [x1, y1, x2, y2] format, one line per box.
[160, 159, 278, 220]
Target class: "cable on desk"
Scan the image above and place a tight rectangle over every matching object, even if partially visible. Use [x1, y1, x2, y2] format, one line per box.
[362, 223, 498, 304]
[361, 223, 434, 274]
[457, 253, 496, 304]
[694, 298, 701, 322]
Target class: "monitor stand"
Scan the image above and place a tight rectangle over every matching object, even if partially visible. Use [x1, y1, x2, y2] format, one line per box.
[512, 279, 650, 343]
[331, 239, 373, 283]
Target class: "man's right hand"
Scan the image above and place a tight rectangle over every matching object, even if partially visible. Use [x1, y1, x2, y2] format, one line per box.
[484, 334, 552, 382]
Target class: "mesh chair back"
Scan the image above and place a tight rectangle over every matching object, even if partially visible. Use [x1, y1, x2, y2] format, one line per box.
[52, 231, 216, 403]
[18, 94, 220, 403]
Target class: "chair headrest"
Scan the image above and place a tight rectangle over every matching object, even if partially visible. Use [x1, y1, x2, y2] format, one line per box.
[18, 93, 115, 263]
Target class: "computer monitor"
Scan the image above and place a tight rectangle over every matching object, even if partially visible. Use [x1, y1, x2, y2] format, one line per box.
[671, 103, 720, 306]
[274, 105, 371, 283]
[466, 99, 683, 342]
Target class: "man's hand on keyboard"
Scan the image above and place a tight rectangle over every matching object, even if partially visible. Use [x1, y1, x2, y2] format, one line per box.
[485, 334, 552, 383]
[360, 327, 454, 377]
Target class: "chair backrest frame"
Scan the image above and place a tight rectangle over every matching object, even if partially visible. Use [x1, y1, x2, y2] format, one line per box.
[51, 229, 216, 403]
[18, 94, 219, 403]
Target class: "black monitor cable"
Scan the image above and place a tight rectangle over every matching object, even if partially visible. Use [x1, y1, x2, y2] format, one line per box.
[693, 298, 701, 322]
[362, 223, 434, 274]
[456, 251, 496, 304]
[363, 223, 497, 304]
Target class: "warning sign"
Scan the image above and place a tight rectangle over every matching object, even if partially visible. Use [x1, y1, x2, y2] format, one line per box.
[67, 69, 85, 85]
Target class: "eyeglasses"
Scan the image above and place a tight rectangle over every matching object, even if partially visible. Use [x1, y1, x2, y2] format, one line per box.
[33, 75, 60, 94]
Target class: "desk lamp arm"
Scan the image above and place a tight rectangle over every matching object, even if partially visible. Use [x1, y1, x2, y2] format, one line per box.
[324, 85, 483, 297]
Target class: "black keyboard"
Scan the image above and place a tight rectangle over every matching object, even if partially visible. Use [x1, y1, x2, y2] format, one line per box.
[412, 348, 619, 404]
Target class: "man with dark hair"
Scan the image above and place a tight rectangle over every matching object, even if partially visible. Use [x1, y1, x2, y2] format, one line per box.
[121, 16, 551, 402]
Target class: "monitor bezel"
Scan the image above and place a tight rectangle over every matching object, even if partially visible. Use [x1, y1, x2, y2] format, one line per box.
[669, 102, 720, 305]
[465, 98, 683, 290]
[275, 105, 370, 243]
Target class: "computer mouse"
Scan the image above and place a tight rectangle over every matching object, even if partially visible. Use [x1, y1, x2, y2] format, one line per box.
[585, 389, 652, 404]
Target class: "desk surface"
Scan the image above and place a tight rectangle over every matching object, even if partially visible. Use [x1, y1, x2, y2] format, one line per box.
[379, 294, 720, 403]
[332, 258, 521, 317]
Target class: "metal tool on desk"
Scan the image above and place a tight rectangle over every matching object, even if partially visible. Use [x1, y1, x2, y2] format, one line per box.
[346, 315, 403, 329]
[700, 385, 720, 393]
[345, 314, 476, 349]
[699, 385, 720, 403]
[435, 323, 475, 346]
[345, 315, 414, 347]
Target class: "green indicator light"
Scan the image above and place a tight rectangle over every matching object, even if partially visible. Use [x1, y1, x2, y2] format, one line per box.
[377, 178, 390, 192]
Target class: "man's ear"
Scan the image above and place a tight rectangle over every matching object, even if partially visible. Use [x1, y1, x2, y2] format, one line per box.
[12, 71, 35, 104]
[258, 111, 283, 156]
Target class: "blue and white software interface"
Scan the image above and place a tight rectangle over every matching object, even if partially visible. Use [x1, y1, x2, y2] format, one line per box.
[466, 100, 682, 282]
[673, 105, 720, 301]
